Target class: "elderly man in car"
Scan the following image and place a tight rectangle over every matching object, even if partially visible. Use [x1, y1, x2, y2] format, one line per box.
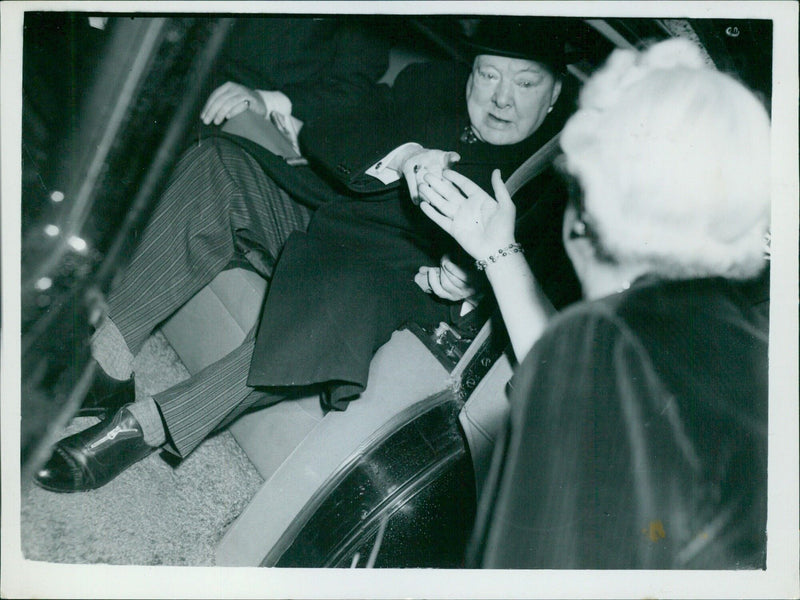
[35, 17, 579, 492]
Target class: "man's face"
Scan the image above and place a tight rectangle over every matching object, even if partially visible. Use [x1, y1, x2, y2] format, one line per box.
[466, 54, 562, 145]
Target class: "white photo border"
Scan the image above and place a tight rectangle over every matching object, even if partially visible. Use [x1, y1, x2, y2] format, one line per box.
[2, 2, 797, 599]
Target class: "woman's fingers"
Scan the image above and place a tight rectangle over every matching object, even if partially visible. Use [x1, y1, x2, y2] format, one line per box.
[490, 169, 514, 208]
[419, 173, 471, 219]
[443, 169, 490, 200]
[419, 199, 452, 233]
[423, 173, 464, 201]
[418, 183, 457, 219]
[402, 150, 460, 204]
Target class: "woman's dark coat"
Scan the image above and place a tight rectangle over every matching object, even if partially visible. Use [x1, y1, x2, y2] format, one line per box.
[475, 273, 769, 568]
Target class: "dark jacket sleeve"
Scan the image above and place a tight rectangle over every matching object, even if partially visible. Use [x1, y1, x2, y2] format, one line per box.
[299, 61, 468, 194]
[297, 85, 403, 194]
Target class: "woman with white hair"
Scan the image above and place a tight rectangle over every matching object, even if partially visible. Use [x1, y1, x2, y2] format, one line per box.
[418, 38, 770, 568]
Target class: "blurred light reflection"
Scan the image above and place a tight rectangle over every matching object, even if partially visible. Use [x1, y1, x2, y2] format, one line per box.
[67, 236, 88, 252]
[35, 277, 53, 291]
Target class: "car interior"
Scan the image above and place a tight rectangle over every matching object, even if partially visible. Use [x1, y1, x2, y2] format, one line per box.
[19, 12, 774, 568]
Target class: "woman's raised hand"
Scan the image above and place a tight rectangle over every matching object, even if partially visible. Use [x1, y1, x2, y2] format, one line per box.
[201, 82, 267, 125]
[419, 169, 517, 261]
[400, 148, 460, 204]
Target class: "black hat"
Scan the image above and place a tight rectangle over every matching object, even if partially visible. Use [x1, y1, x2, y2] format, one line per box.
[459, 17, 567, 74]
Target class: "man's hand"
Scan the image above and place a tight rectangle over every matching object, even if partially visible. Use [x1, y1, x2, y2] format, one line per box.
[201, 82, 267, 125]
[414, 254, 478, 302]
[399, 148, 460, 204]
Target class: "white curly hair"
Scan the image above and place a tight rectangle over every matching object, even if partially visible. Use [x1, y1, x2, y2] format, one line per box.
[560, 38, 771, 280]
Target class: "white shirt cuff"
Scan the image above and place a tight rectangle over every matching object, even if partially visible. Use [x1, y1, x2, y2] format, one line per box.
[366, 142, 423, 185]
[256, 90, 293, 119]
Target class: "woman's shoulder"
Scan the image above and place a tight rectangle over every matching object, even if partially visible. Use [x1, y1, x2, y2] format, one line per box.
[612, 275, 768, 339]
[541, 291, 630, 340]
[528, 277, 707, 360]
[532, 274, 769, 380]
[522, 295, 637, 380]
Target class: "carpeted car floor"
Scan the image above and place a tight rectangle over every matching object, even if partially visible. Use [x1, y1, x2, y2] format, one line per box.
[20, 331, 264, 566]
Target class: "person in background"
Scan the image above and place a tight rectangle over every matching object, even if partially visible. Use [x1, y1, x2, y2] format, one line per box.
[198, 17, 391, 137]
[34, 17, 580, 494]
[418, 37, 770, 568]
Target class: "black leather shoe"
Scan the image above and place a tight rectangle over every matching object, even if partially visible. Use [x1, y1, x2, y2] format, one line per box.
[75, 369, 135, 418]
[34, 406, 155, 492]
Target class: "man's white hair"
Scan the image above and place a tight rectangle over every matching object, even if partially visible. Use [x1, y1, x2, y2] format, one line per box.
[560, 38, 770, 280]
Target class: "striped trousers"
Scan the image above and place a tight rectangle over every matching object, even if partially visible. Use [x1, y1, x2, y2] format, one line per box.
[106, 137, 312, 456]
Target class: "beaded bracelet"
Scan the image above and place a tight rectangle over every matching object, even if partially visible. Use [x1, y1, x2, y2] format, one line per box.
[475, 242, 524, 271]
